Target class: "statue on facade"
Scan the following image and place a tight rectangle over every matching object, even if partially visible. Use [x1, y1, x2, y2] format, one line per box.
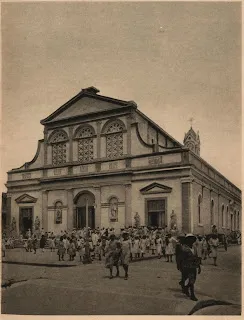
[11, 217, 16, 231]
[134, 212, 140, 228]
[34, 216, 40, 231]
[170, 210, 177, 231]
[55, 208, 62, 224]
[109, 198, 118, 221]
[212, 225, 218, 234]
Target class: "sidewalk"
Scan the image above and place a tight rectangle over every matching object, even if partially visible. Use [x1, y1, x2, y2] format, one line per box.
[2, 248, 159, 267]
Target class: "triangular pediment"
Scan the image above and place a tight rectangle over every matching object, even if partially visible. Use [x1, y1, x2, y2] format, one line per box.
[41, 87, 134, 124]
[15, 194, 38, 204]
[140, 182, 172, 194]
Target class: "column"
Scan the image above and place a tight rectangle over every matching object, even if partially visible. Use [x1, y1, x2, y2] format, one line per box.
[85, 198, 89, 228]
[44, 128, 48, 165]
[67, 189, 74, 231]
[217, 192, 220, 230]
[181, 177, 193, 234]
[125, 184, 132, 227]
[69, 126, 73, 162]
[94, 187, 101, 228]
[42, 191, 48, 231]
[126, 115, 132, 155]
[96, 121, 102, 159]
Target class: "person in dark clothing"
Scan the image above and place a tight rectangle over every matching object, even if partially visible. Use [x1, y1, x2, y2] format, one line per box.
[181, 234, 201, 301]
[32, 235, 38, 254]
[40, 235, 46, 253]
[175, 234, 185, 291]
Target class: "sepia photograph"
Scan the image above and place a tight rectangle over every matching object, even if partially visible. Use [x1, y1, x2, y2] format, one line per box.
[1, 1, 242, 316]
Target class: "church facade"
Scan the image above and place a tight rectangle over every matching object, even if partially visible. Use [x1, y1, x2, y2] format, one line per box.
[5, 87, 241, 236]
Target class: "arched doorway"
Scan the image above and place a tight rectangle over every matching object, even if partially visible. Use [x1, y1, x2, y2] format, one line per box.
[74, 191, 95, 229]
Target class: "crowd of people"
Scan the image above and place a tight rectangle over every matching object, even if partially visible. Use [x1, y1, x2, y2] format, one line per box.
[1, 224, 233, 301]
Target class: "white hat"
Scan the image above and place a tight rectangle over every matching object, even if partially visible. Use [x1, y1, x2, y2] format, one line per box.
[185, 233, 196, 238]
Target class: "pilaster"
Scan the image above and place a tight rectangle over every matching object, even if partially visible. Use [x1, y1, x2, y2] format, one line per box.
[126, 115, 132, 155]
[67, 188, 74, 231]
[44, 128, 48, 165]
[181, 177, 194, 233]
[6, 193, 12, 229]
[96, 120, 102, 159]
[69, 126, 73, 162]
[94, 186, 101, 228]
[125, 184, 132, 227]
[42, 190, 48, 231]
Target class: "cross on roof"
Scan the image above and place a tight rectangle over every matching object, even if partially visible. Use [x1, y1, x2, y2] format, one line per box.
[189, 117, 194, 128]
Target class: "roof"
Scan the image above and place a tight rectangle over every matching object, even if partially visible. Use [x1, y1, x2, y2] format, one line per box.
[40, 86, 137, 125]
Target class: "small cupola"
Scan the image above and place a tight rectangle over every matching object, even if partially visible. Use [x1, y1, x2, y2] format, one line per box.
[184, 125, 200, 156]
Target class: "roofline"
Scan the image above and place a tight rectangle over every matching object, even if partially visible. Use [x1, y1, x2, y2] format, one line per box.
[189, 150, 241, 193]
[40, 89, 136, 125]
[136, 109, 184, 148]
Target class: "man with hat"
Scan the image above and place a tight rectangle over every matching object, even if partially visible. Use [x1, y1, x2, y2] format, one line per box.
[181, 233, 201, 301]
[175, 233, 185, 291]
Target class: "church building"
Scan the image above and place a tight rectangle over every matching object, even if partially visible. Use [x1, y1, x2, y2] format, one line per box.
[5, 86, 241, 235]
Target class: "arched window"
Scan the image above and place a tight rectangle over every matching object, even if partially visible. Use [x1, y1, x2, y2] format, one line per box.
[104, 120, 125, 159]
[198, 194, 202, 224]
[54, 201, 63, 224]
[108, 197, 118, 222]
[49, 130, 68, 165]
[211, 199, 214, 225]
[226, 206, 229, 229]
[75, 125, 95, 163]
[221, 204, 225, 227]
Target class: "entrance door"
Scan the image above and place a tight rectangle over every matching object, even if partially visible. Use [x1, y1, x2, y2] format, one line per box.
[147, 199, 166, 228]
[76, 206, 95, 229]
[148, 212, 158, 227]
[19, 207, 33, 236]
[75, 192, 96, 229]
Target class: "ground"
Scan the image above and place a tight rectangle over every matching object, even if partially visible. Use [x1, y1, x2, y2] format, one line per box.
[1, 245, 241, 315]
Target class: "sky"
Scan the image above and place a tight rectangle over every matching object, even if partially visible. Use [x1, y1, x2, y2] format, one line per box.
[1, 1, 242, 191]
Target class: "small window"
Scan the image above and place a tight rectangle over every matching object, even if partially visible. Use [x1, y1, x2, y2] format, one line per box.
[198, 194, 202, 224]
[211, 200, 214, 225]
[221, 205, 225, 227]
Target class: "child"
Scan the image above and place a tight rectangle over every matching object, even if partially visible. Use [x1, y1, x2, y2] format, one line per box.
[165, 234, 174, 262]
[23, 240, 28, 252]
[140, 235, 147, 258]
[83, 238, 92, 264]
[67, 239, 76, 261]
[27, 237, 33, 252]
[145, 235, 150, 254]
[95, 238, 102, 260]
[208, 234, 219, 266]
[57, 236, 65, 261]
[121, 232, 131, 280]
[32, 235, 38, 254]
[202, 236, 208, 260]
[105, 234, 119, 278]
[101, 236, 107, 257]
[40, 235, 46, 253]
[155, 234, 162, 259]
[133, 236, 140, 259]
[50, 234, 56, 252]
[151, 233, 156, 255]
[77, 237, 85, 262]
[195, 236, 203, 265]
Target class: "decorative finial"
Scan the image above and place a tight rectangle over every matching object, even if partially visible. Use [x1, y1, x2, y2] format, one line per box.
[189, 117, 194, 128]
